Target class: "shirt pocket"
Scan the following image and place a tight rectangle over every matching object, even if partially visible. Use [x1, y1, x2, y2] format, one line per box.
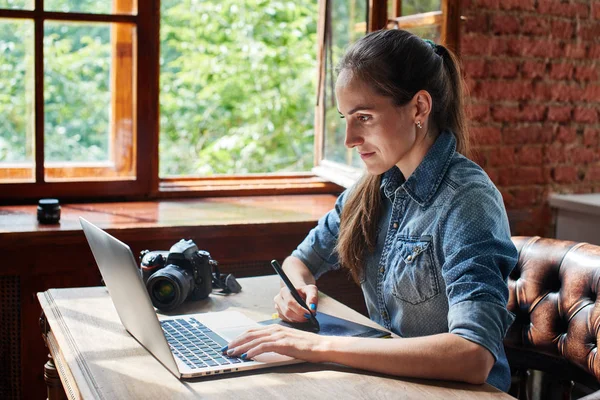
[388, 237, 440, 305]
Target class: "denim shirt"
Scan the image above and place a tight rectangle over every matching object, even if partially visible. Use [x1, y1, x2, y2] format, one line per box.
[292, 130, 518, 391]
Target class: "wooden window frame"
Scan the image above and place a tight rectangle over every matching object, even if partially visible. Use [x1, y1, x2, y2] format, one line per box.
[0, 1, 155, 202]
[313, 0, 462, 189]
[388, 0, 460, 53]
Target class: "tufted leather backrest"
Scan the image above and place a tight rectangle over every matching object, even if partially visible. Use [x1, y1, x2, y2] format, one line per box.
[507, 236, 600, 384]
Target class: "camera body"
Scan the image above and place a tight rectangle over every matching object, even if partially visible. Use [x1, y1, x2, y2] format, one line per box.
[140, 239, 214, 311]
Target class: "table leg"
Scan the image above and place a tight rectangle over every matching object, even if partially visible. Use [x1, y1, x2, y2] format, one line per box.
[44, 353, 67, 400]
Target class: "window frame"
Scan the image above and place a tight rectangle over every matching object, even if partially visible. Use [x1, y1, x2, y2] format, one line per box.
[312, 0, 461, 189]
[0, 1, 155, 202]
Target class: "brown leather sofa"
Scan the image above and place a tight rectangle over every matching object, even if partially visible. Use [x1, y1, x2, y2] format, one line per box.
[506, 236, 600, 400]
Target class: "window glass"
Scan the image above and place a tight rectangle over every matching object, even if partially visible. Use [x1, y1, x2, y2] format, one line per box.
[44, 0, 137, 15]
[396, 0, 441, 42]
[43, 21, 136, 180]
[44, 22, 111, 163]
[0, 19, 34, 182]
[323, 0, 366, 169]
[403, 0, 441, 14]
[159, 0, 317, 176]
[406, 25, 441, 43]
[0, 0, 33, 10]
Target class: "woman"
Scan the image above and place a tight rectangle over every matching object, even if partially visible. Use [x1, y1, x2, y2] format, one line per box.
[223, 29, 517, 392]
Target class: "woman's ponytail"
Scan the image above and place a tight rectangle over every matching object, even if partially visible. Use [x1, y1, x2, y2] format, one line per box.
[435, 44, 470, 158]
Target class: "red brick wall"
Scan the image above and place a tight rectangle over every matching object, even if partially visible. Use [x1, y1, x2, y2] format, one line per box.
[461, 0, 600, 237]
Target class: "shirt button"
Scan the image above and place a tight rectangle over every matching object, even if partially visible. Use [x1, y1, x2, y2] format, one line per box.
[392, 222, 399, 229]
[379, 267, 385, 274]
[382, 311, 388, 319]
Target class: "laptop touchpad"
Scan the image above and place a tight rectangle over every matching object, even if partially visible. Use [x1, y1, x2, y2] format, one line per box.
[194, 311, 296, 363]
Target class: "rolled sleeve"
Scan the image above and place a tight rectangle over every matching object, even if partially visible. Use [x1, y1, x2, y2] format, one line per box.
[448, 300, 515, 360]
[440, 181, 518, 360]
[291, 190, 349, 279]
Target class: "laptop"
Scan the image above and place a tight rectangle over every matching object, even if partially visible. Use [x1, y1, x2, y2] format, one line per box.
[79, 217, 303, 379]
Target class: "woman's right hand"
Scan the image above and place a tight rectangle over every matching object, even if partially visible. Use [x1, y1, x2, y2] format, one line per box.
[273, 284, 318, 323]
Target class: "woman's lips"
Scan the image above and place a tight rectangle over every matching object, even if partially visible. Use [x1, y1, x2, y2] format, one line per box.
[359, 152, 375, 160]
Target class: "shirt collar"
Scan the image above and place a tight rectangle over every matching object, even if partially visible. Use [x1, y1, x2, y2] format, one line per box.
[380, 130, 456, 206]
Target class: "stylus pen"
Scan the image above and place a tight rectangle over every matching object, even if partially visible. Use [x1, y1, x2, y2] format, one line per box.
[270, 260, 320, 332]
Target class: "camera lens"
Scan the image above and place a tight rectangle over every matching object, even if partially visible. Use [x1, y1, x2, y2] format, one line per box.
[146, 265, 193, 311]
[151, 280, 176, 304]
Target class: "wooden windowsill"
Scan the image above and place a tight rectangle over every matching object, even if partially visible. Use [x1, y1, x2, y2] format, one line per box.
[0, 194, 339, 240]
[158, 174, 343, 198]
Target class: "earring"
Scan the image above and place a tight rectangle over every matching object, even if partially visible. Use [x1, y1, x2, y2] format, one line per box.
[416, 121, 422, 129]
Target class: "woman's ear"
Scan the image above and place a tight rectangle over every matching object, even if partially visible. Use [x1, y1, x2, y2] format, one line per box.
[413, 90, 433, 122]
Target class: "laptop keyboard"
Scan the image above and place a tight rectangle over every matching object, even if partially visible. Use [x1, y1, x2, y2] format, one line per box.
[161, 318, 250, 370]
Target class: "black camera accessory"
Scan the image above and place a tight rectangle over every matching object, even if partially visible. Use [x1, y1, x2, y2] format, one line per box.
[37, 198, 61, 224]
[211, 261, 242, 294]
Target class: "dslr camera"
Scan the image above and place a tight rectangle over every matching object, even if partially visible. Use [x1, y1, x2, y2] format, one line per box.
[139, 239, 241, 311]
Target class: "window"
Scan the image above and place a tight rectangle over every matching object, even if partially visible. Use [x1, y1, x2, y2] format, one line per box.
[0, 0, 459, 202]
[159, 1, 317, 177]
[313, 0, 461, 188]
[388, 0, 460, 50]
[312, 0, 369, 188]
[0, 0, 143, 201]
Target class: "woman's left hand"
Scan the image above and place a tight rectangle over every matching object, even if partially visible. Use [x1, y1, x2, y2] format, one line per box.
[224, 325, 329, 363]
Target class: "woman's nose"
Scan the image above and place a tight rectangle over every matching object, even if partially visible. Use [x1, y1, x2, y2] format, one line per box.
[344, 125, 364, 148]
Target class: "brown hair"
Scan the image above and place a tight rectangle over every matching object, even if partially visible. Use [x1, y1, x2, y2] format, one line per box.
[335, 29, 469, 283]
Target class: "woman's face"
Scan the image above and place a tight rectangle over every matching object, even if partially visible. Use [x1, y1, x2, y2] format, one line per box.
[335, 69, 422, 176]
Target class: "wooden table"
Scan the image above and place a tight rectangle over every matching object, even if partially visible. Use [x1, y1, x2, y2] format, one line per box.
[38, 276, 512, 399]
[4, 194, 357, 400]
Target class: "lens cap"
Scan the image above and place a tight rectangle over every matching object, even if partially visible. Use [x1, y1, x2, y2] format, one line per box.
[37, 198, 61, 224]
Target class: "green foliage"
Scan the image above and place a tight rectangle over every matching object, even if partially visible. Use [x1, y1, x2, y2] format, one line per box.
[44, 0, 111, 14]
[0, 20, 33, 162]
[43, 22, 111, 162]
[159, 0, 317, 175]
[0, 18, 115, 163]
[0, 0, 31, 10]
[323, 0, 365, 167]
[403, 0, 441, 15]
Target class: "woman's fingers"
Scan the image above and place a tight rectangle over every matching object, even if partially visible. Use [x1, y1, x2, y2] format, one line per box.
[298, 285, 318, 314]
[226, 326, 276, 351]
[226, 328, 286, 358]
[241, 339, 291, 360]
[276, 287, 313, 323]
[224, 325, 317, 360]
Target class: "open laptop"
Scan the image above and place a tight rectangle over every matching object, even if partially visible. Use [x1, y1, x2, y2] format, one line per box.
[79, 217, 303, 379]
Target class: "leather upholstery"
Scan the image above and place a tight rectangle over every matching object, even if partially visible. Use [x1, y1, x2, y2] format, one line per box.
[506, 236, 600, 387]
